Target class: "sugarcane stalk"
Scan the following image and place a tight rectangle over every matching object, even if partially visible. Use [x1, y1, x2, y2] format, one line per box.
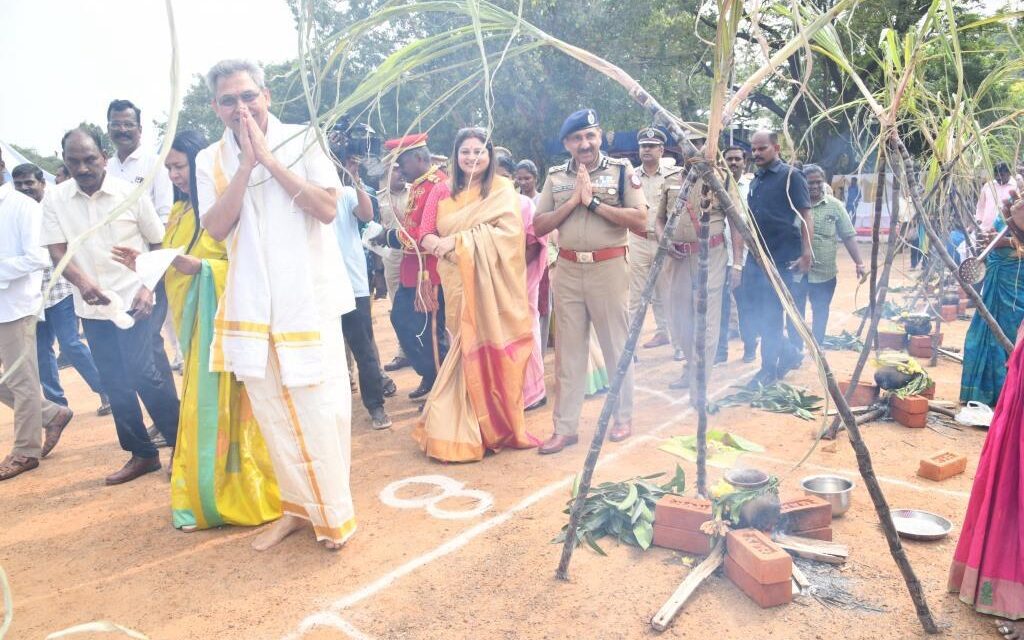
[556, 161, 701, 581]
[694, 184, 712, 498]
[889, 137, 1013, 354]
[856, 160, 887, 338]
[826, 156, 902, 439]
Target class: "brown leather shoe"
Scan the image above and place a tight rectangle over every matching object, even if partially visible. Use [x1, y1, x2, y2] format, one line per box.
[105, 455, 162, 485]
[609, 422, 632, 442]
[643, 333, 671, 349]
[0, 454, 40, 481]
[538, 433, 578, 455]
[41, 406, 74, 458]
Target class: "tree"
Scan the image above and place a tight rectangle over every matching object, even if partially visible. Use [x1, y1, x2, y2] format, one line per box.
[10, 144, 63, 174]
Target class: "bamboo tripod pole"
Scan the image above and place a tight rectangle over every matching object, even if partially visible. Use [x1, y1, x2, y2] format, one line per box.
[889, 138, 1014, 354]
[694, 186, 712, 498]
[856, 160, 888, 338]
[826, 156, 902, 439]
[553, 76, 939, 634]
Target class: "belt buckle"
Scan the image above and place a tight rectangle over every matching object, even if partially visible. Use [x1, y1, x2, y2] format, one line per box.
[576, 251, 595, 263]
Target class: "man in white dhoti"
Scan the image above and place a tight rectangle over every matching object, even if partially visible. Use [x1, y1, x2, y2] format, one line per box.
[196, 59, 357, 551]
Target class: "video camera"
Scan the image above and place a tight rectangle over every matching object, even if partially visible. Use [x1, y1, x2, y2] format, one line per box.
[329, 116, 383, 162]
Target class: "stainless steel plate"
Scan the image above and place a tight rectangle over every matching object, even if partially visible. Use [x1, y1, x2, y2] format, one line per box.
[890, 509, 953, 541]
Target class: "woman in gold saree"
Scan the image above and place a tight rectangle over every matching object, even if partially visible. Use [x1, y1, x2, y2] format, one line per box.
[118, 130, 280, 530]
[416, 128, 539, 461]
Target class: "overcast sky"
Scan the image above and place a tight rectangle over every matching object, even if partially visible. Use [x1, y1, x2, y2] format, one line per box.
[1, 0, 300, 154]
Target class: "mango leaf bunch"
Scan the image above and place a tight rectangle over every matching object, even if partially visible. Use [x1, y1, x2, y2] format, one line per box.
[554, 466, 686, 555]
[709, 382, 823, 420]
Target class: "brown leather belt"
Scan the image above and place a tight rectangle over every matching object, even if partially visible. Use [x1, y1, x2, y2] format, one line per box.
[672, 233, 725, 255]
[558, 246, 628, 264]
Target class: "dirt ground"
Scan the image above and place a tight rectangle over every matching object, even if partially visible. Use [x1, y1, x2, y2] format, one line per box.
[0, 249, 1000, 640]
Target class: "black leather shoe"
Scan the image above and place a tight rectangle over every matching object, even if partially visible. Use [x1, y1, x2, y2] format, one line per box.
[384, 356, 410, 372]
[409, 378, 434, 400]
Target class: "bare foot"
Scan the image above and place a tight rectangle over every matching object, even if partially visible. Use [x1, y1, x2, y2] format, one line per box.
[251, 515, 307, 551]
[996, 620, 1024, 639]
[323, 539, 347, 552]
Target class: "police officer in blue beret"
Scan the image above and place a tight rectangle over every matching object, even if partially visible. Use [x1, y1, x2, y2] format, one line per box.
[533, 109, 647, 453]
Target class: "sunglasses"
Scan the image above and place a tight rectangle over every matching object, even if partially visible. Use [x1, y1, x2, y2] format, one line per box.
[216, 91, 262, 108]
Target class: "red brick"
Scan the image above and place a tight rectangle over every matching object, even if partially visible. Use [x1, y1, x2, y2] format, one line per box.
[892, 405, 927, 428]
[838, 380, 879, 407]
[891, 394, 929, 415]
[908, 343, 932, 358]
[779, 495, 832, 532]
[921, 382, 936, 399]
[726, 528, 792, 585]
[654, 495, 712, 531]
[652, 523, 712, 555]
[958, 300, 968, 314]
[793, 526, 833, 541]
[917, 450, 968, 481]
[877, 331, 906, 350]
[941, 305, 958, 322]
[724, 555, 792, 608]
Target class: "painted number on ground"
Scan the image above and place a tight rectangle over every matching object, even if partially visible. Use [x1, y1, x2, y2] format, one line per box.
[379, 475, 493, 520]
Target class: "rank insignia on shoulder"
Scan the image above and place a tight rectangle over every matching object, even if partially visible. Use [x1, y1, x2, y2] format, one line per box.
[630, 173, 642, 189]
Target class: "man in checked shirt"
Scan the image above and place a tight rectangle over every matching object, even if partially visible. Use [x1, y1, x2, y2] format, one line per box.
[11, 163, 110, 416]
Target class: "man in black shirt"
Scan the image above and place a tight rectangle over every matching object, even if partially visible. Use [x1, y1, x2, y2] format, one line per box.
[739, 130, 813, 387]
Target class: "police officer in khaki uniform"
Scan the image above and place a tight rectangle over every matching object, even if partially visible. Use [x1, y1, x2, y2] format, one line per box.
[632, 127, 685, 359]
[377, 166, 410, 371]
[533, 109, 647, 454]
[657, 163, 744, 391]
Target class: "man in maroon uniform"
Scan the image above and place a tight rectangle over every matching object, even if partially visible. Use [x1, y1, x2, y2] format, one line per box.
[375, 134, 450, 399]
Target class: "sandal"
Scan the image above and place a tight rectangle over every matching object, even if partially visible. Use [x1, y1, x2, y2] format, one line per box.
[0, 455, 40, 481]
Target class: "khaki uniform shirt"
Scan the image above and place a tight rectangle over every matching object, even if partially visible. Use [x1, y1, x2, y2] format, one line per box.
[638, 164, 684, 234]
[659, 169, 735, 244]
[377, 186, 409, 230]
[537, 154, 647, 251]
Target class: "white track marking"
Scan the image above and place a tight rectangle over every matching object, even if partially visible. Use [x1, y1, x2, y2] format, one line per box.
[379, 475, 495, 520]
[281, 372, 754, 640]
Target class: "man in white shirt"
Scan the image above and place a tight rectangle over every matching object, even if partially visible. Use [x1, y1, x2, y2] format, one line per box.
[0, 148, 74, 481]
[106, 99, 182, 377]
[12, 163, 110, 416]
[723, 145, 757, 364]
[41, 128, 179, 485]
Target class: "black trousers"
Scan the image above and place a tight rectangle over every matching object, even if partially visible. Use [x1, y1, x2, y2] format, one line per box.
[741, 261, 800, 377]
[734, 269, 759, 352]
[789, 277, 838, 348]
[342, 296, 385, 412]
[390, 285, 448, 382]
[82, 292, 179, 458]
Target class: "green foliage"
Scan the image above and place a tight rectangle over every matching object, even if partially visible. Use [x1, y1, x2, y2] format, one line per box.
[554, 466, 686, 554]
[822, 330, 865, 351]
[709, 382, 824, 420]
[9, 144, 63, 174]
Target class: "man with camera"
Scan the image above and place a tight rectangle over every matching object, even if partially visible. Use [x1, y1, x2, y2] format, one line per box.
[328, 132, 395, 431]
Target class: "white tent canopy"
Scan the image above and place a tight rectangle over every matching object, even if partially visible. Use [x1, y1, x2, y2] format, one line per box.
[0, 139, 56, 184]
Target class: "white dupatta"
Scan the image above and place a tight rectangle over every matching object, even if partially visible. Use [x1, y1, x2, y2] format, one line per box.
[198, 115, 353, 386]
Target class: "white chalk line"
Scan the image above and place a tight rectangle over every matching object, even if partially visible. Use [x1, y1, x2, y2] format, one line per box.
[281, 370, 755, 640]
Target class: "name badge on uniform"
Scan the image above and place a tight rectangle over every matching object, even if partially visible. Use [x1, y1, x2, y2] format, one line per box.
[552, 184, 575, 193]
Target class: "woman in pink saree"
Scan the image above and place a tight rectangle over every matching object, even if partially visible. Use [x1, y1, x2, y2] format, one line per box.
[497, 151, 547, 410]
[950, 198, 1024, 639]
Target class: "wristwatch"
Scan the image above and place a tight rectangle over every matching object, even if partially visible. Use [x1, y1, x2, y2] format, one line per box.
[586, 196, 601, 212]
